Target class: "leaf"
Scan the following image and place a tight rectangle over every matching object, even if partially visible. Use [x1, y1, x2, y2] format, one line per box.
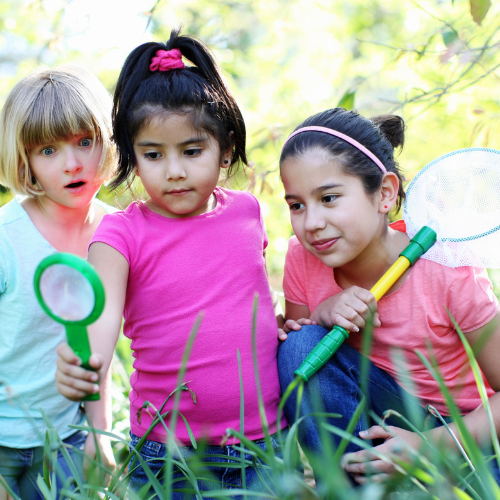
[337, 90, 355, 110]
[442, 30, 458, 48]
[470, 0, 491, 25]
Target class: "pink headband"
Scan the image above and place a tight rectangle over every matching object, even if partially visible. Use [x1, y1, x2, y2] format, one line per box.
[282, 126, 387, 174]
[150, 49, 185, 72]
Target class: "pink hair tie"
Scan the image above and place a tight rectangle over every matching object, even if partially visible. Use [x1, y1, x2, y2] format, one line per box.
[282, 125, 387, 174]
[150, 48, 185, 72]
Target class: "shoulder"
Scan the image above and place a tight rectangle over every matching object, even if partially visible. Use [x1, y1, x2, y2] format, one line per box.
[217, 187, 260, 212]
[0, 197, 25, 229]
[93, 197, 120, 215]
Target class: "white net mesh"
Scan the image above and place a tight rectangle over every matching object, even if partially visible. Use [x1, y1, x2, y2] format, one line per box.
[403, 148, 500, 269]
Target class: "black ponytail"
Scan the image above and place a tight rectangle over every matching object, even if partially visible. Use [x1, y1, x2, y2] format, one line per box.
[111, 28, 247, 188]
[280, 108, 406, 212]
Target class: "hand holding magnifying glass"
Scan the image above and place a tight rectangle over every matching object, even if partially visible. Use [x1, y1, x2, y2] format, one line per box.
[34, 253, 105, 401]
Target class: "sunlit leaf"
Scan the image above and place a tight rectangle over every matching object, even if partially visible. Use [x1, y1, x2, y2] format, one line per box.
[337, 90, 355, 110]
[442, 30, 458, 48]
[470, 0, 491, 25]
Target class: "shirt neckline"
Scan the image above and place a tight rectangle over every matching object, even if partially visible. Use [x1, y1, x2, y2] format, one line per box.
[137, 186, 225, 221]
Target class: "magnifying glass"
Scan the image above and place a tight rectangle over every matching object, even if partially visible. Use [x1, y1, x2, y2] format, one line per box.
[34, 253, 104, 401]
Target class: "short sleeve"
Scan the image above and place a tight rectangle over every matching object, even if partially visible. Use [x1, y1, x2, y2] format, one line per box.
[283, 237, 308, 305]
[447, 267, 499, 332]
[89, 211, 134, 265]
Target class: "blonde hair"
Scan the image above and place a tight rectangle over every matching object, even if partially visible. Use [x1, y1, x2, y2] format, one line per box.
[0, 65, 116, 196]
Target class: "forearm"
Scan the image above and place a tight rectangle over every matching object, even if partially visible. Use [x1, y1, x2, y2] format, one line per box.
[423, 392, 500, 449]
[84, 369, 113, 432]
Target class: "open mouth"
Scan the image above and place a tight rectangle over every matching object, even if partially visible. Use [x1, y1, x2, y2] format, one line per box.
[65, 181, 85, 189]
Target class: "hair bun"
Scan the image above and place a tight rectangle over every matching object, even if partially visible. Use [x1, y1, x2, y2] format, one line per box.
[370, 114, 405, 149]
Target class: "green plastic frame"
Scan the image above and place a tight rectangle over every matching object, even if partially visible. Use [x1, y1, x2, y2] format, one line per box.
[34, 253, 104, 401]
[34, 253, 105, 326]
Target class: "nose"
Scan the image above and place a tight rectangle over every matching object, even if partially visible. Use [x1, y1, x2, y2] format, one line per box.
[166, 157, 187, 181]
[304, 205, 327, 233]
[64, 146, 83, 175]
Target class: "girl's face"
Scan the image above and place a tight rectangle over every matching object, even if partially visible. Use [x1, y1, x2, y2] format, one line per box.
[281, 148, 385, 269]
[133, 113, 230, 218]
[28, 133, 103, 209]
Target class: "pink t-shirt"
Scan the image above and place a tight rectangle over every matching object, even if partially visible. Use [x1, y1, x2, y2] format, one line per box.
[283, 232, 499, 416]
[91, 188, 283, 444]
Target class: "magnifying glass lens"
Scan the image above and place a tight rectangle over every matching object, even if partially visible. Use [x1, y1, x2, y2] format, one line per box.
[39, 264, 95, 321]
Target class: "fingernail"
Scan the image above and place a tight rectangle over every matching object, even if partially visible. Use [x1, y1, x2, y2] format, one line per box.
[353, 326, 359, 332]
[91, 374, 98, 382]
[359, 430, 367, 437]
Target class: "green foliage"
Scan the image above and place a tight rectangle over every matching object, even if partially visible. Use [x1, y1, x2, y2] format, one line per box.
[1, 1, 500, 498]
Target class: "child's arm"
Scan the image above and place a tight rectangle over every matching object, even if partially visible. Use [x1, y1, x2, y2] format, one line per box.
[56, 242, 128, 398]
[342, 312, 500, 484]
[55, 243, 128, 477]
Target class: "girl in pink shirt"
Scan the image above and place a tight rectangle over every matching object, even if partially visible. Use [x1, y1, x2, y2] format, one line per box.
[277, 107, 500, 487]
[55, 30, 285, 498]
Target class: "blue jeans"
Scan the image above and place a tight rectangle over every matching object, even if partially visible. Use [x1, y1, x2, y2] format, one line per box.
[129, 429, 288, 499]
[278, 326, 500, 484]
[0, 430, 87, 500]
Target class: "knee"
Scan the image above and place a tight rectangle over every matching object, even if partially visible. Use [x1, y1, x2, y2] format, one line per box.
[278, 325, 329, 387]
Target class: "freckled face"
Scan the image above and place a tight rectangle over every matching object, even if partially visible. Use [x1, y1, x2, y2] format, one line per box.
[133, 113, 230, 218]
[281, 148, 383, 269]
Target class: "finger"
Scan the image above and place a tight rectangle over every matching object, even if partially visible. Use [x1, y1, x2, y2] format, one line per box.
[57, 358, 99, 382]
[87, 354, 103, 370]
[278, 329, 288, 341]
[56, 380, 97, 401]
[283, 319, 304, 333]
[359, 426, 394, 441]
[373, 312, 381, 327]
[330, 312, 360, 332]
[344, 458, 392, 475]
[352, 472, 390, 485]
[341, 448, 379, 465]
[352, 288, 378, 310]
[56, 370, 99, 393]
[296, 318, 315, 326]
[57, 342, 82, 365]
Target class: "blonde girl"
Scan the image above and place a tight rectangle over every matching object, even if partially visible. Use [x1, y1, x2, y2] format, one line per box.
[0, 65, 116, 499]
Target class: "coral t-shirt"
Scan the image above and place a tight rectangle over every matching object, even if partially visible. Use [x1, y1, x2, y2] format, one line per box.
[91, 188, 283, 444]
[283, 223, 498, 415]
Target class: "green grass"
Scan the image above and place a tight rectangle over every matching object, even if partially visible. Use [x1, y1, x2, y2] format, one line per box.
[1, 304, 499, 500]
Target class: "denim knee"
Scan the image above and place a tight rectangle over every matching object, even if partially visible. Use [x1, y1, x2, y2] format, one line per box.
[278, 325, 330, 385]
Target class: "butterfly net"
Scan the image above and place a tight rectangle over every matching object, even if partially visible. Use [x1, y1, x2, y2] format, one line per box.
[403, 148, 500, 269]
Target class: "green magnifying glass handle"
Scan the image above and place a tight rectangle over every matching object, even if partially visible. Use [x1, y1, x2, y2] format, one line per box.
[66, 324, 100, 401]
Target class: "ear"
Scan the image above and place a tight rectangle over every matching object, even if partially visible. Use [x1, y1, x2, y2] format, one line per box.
[378, 172, 399, 214]
[221, 131, 235, 169]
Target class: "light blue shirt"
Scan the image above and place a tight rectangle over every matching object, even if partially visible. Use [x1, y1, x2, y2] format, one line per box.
[0, 197, 111, 448]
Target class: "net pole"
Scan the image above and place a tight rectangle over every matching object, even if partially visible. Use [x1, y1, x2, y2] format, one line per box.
[293, 226, 436, 382]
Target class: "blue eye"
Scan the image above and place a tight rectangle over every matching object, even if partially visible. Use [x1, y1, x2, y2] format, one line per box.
[79, 138, 92, 147]
[41, 147, 55, 156]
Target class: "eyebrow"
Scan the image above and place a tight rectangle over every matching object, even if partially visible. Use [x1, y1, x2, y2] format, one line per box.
[136, 137, 209, 147]
[284, 183, 344, 201]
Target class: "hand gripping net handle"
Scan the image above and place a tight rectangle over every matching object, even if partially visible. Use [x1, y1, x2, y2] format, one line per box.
[294, 227, 437, 382]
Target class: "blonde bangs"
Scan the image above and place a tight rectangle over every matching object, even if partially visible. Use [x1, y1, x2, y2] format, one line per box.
[22, 83, 101, 149]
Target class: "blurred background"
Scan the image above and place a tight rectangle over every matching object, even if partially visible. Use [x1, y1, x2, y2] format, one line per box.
[0, 0, 499, 282]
